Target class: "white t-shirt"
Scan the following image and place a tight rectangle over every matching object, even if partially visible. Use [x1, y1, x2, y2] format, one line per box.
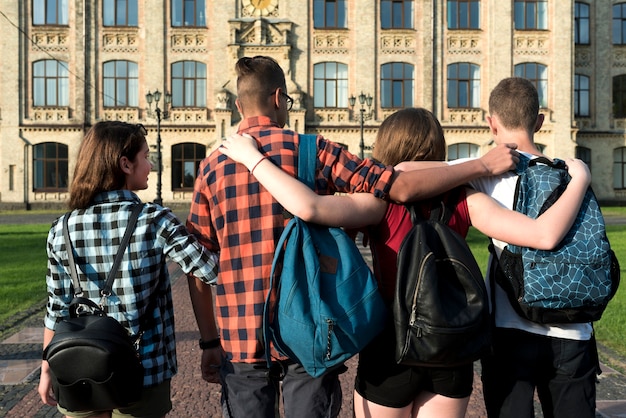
[465, 153, 592, 341]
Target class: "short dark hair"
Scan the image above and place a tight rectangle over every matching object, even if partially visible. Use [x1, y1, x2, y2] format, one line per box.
[235, 56, 286, 109]
[489, 77, 539, 133]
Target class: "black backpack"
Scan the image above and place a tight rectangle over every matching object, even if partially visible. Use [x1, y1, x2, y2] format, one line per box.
[393, 189, 491, 367]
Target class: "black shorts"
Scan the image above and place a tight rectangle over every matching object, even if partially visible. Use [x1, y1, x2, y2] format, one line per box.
[354, 325, 474, 408]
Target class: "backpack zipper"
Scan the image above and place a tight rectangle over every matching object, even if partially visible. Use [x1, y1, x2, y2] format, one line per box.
[326, 319, 334, 360]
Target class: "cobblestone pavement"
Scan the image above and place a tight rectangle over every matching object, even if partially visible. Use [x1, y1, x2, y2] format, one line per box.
[1, 211, 626, 417]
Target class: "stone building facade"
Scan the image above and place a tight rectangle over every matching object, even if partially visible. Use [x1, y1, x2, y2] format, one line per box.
[0, 0, 624, 209]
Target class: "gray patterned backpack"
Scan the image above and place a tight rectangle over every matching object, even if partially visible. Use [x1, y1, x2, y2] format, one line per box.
[492, 156, 620, 324]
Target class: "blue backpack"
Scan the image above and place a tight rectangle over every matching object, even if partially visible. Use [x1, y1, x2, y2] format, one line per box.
[263, 134, 387, 377]
[492, 156, 620, 323]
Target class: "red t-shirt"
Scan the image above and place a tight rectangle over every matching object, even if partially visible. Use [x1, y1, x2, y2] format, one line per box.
[368, 188, 471, 302]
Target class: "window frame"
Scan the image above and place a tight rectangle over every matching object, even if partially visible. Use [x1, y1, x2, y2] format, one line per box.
[103, 0, 139, 27]
[446, 62, 480, 109]
[614, 147, 626, 189]
[313, 0, 347, 29]
[575, 2, 590, 45]
[613, 3, 626, 45]
[171, 0, 206, 28]
[313, 62, 349, 108]
[514, 62, 548, 108]
[172, 143, 206, 191]
[171, 61, 207, 108]
[103, 60, 139, 108]
[381, 62, 414, 108]
[33, 0, 69, 26]
[447, 0, 480, 30]
[448, 143, 480, 161]
[574, 74, 590, 118]
[381, 0, 414, 30]
[613, 74, 626, 118]
[514, 0, 547, 30]
[33, 142, 68, 192]
[33, 60, 70, 107]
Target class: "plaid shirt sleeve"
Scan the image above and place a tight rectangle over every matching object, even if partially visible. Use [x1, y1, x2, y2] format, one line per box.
[315, 136, 394, 199]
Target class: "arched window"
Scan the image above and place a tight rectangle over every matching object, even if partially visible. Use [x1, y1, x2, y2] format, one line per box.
[103, 61, 139, 107]
[447, 63, 480, 108]
[448, 143, 479, 160]
[33, 60, 69, 107]
[171, 61, 207, 107]
[33, 142, 68, 191]
[515, 62, 548, 108]
[381, 63, 414, 108]
[172, 143, 205, 190]
[313, 62, 348, 108]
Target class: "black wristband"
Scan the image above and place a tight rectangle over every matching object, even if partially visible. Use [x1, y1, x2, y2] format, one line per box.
[199, 337, 221, 350]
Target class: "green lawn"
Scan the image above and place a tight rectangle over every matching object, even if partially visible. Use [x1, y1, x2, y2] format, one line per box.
[0, 224, 50, 324]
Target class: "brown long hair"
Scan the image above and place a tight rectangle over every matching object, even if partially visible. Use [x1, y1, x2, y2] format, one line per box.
[69, 121, 147, 209]
[372, 108, 446, 166]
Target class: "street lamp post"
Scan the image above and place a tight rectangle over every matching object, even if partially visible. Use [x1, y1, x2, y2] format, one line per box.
[349, 92, 374, 159]
[146, 90, 171, 205]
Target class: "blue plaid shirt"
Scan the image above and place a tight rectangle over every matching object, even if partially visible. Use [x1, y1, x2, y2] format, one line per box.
[45, 190, 218, 387]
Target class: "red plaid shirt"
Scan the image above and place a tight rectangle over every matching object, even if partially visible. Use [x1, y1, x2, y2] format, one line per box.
[187, 116, 394, 363]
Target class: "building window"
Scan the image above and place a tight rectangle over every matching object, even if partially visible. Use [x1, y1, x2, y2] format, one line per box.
[447, 0, 480, 29]
[33, 0, 68, 25]
[614, 147, 626, 189]
[381, 62, 414, 108]
[575, 2, 590, 45]
[103, 0, 138, 26]
[33, 60, 69, 107]
[574, 74, 590, 117]
[576, 146, 591, 172]
[514, 0, 547, 30]
[448, 143, 479, 160]
[33, 142, 68, 191]
[313, 62, 348, 108]
[103, 61, 138, 107]
[172, 143, 205, 190]
[515, 62, 548, 108]
[381, 0, 414, 29]
[613, 3, 626, 44]
[171, 0, 206, 27]
[613, 74, 626, 118]
[171, 61, 207, 107]
[447, 63, 480, 108]
[313, 0, 347, 29]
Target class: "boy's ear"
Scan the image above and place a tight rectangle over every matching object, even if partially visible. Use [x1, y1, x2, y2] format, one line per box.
[235, 98, 243, 114]
[534, 113, 545, 133]
[486, 115, 497, 135]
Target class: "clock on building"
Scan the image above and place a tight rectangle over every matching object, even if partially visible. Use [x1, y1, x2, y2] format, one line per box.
[242, 0, 278, 17]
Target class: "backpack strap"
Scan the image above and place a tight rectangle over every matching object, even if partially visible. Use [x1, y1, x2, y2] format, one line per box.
[406, 187, 461, 226]
[297, 134, 319, 189]
[264, 133, 318, 367]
